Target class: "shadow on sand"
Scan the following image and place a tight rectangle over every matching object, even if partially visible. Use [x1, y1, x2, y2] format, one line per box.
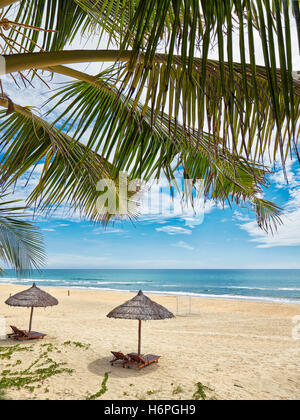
[88, 356, 159, 378]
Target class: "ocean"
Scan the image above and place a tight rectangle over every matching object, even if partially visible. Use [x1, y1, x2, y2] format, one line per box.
[1, 269, 300, 304]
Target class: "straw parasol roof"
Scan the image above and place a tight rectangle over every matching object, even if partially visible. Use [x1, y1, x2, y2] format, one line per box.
[5, 283, 58, 332]
[5, 283, 58, 308]
[107, 290, 174, 320]
[107, 290, 174, 355]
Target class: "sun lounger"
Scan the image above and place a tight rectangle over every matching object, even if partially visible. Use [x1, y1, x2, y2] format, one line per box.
[7, 325, 46, 341]
[128, 352, 160, 369]
[110, 351, 131, 367]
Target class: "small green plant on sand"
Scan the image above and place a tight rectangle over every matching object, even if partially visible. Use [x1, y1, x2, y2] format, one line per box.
[193, 382, 214, 400]
[63, 341, 90, 350]
[0, 357, 73, 393]
[0, 390, 7, 400]
[172, 385, 184, 395]
[135, 392, 146, 400]
[0, 344, 33, 360]
[86, 372, 109, 400]
[0, 343, 75, 397]
[146, 389, 161, 396]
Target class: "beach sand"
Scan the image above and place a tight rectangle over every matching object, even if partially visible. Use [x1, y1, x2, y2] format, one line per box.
[0, 283, 299, 400]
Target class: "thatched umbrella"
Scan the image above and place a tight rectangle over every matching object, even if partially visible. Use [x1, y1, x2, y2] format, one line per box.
[5, 283, 58, 332]
[107, 290, 174, 355]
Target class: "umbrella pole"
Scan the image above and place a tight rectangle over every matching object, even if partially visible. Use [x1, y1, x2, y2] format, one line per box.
[29, 306, 34, 332]
[138, 320, 142, 355]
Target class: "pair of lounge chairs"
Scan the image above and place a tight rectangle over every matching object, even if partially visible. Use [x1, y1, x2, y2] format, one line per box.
[7, 326, 46, 341]
[110, 351, 160, 369]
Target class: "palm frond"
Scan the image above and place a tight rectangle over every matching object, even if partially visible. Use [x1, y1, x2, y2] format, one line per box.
[3, 0, 92, 52]
[0, 81, 281, 230]
[76, 0, 300, 169]
[0, 0, 293, 231]
[2, 46, 299, 169]
[0, 196, 45, 273]
[42, 70, 282, 230]
[0, 99, 139, 224]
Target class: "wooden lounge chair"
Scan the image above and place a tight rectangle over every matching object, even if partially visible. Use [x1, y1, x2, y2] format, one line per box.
[7, 325, 46, 341]
[110, 351, 131, 367]
[128, 353, 161, 369]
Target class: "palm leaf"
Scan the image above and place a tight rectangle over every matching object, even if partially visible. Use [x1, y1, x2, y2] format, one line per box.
[0, 196, 45, 273]
[0, 99, 139, 224]
[42, 70, 282, 230]
[3, 47, 299, 168]
[0, 0, 292, 231]
[76, 0, 300, 169]
[3, 0, 92, 52]
[1, 0, 299, 169]
[0, 83, 281, 230]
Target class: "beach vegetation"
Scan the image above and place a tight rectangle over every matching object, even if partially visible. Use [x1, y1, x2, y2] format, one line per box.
[193, 382, 214, 400]
[0, 390, 8, 400]
[0, 344, 34, 360]
[0, 356, 73, 393]
[146, 388, 162, 396]
[63, 341, 90, 350]
[172, 385, 184, 395]
[86, 372, 109, 400]
[0, 342, 79, 397]
[135, 392, 147, 400]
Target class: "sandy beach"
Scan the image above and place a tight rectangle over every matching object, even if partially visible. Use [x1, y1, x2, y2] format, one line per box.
[0, 283, 299, 400]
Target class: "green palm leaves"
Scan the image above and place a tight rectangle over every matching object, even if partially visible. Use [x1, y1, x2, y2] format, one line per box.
[0, 99, 117, 223]
[3, 0, 92, 52]
[0, 74, 281, 230]
[76, 1, 300, 167]
[0, 0, 299, 232]
[0, 198, 45, 273]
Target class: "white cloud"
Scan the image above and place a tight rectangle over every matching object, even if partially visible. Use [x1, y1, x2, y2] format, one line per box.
[172, 241, 194, 251]
[93, 227, 125, 235]
[41, 228, 55, 232]
[269, 160, 300, 189]
[46, 252, 205, 269]
[240, 181, 300, 248]
[156, 226, 192, 235]
[47, 253, 110, 268]
[233, 211, 252, 222]
[137, 179, 218, 227]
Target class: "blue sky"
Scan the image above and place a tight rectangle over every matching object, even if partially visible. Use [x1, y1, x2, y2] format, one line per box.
[31, 159, 300, 269]
[1, 68, 300, 270]
[1, 17, 300, 270]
